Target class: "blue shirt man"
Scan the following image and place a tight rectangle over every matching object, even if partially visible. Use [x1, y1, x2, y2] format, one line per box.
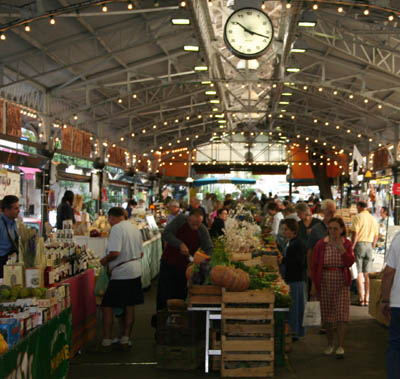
[0, 195, 20, 278]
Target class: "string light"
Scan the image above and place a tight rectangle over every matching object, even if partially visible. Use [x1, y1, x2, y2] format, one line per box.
[0, 33, 5, 41]
[24, 24, 31, 32]
[388, 13, 395, 21]
[337, 6, 344, 13]
[127, 1, 134, 10]
[363, 8, 370, 16]
[102, 5, 108, 12]
[50, 17, 56, 25]
[312, 2, 318, 10]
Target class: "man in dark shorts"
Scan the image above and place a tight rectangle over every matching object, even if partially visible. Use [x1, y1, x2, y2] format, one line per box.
[99, 207, 144, 352]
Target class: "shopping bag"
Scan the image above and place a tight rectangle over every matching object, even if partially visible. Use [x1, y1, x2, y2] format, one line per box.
[302, 301, 321, 327]
[94, 266, 109, 296]
[350, 263, 358, 280]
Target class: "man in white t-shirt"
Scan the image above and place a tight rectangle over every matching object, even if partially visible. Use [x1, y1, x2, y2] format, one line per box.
[99, 207, 144, 352]
[381, 232, 400, 379]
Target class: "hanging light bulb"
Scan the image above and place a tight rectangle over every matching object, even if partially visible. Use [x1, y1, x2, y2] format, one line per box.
[0, 33, 5, 41]
[286, 0, 292, 9]
[102, 5, 108, 12]
[50, 17, 56, 25]
[127, 1, 134, 10]
[24, 24, 31, 32]
[388, 13, 395, 22]
[337, 6, 344, 13]
[363, 7, 370, 16]
[312, 2, 318, 11]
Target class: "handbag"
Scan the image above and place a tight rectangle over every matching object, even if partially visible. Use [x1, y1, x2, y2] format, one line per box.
[94, 266, 110, 296]
[350, 263, 358, 281]
[302, 301, 321, 327]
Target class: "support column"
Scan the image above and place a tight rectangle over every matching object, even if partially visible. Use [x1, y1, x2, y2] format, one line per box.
[393, 125, 400, 225]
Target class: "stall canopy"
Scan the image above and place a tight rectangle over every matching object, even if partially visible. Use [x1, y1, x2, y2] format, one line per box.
[193, 178, 256, 187]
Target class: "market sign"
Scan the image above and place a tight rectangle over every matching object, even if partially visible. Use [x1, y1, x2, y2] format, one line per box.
[0, 169, 20, 198]
[392, 183, 400, 195]
[0, 308, 71, 379]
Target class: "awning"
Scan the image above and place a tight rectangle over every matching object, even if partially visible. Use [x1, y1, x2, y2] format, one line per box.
[193, 177, 256, 187]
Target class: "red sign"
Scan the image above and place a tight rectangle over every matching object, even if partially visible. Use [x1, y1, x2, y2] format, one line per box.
[393, 183, 400, 195]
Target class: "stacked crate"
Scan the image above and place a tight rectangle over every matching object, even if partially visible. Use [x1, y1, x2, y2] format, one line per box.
[221, 289, 275, 378]
[189, 285, 222, 307]
[155, 310, 205, 370]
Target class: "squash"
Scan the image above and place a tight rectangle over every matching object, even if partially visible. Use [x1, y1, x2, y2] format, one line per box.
[193, 251, 210, 265]
[210, 265, 226, 286]
[185, 264, 194, 281]
[0, 334, 8, 355]
[222, 267, 238, 289]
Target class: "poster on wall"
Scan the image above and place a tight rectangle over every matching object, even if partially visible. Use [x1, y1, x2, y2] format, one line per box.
[0, 169, 20, 198]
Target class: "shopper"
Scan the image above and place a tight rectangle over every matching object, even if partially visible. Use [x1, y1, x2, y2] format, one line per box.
[210, 208, 228, 238]
[126, 199, 137, 219]
[187, 197, 207, 226]
[72, 194, 83, 222]
[99, 207, 144, 352]
[156, 208, 213, 311]
[281, 218, 307, 341]
[0, 195, 20, 278]
[209, 200, 223, 226]
[381, 232, 400, 379]
[350, 201, 379, 306]
[264, 201, 283, 238]
[311, 217, 355, 359]
[295, 202, 322, 248]
[166, 199, 180, 225]
[56, 190, 75, 230]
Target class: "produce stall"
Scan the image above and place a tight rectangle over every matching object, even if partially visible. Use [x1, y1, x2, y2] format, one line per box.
[155, 216, 292, 377]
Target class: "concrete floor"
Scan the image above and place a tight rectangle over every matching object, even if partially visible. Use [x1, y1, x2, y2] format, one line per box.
[68, 282, 389, 379]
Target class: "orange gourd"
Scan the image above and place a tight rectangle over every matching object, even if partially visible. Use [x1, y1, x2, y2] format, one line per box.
[193, 251, 210, 265]
[210, 265, 226, 286]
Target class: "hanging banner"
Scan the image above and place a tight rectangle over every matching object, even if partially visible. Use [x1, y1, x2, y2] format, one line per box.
[0, 308, 72, 379]
[72, 130, 83, 155]
[6, 103, 22, 138]
[82, 133, 92, 158]
[0, 169, 21, 198]
[61, 126, 73, 152]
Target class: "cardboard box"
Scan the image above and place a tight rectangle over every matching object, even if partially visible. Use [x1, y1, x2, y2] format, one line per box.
[3, 265, 24, 287]
[25, 268, 42, 288]
[369, 279, 390, 327]
[0, 319, 20, 347]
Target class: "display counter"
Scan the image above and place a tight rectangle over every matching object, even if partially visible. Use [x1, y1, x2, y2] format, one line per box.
[74, 235, 163, 289]
[0, 307, 72, 379]
[59, 269, 97, 357]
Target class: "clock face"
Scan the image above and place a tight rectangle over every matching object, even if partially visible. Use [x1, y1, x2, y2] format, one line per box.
[224, 7, 274, 60]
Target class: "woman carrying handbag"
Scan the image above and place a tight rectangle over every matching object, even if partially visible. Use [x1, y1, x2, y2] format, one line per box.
[311, 217, 355, 359]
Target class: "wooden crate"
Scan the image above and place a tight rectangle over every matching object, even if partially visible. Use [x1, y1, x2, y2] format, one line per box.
[230, 253, 252, 262]
[210, 329, 221, 371]
[221, 289, 274, 378]
[189, 285, 222, 307]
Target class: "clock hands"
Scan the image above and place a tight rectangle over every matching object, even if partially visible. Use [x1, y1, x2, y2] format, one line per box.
[232, 21, 269, 39]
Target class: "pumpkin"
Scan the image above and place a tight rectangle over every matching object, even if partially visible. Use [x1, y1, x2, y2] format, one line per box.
[0, 334, 8, 355]
[185, 264, 194, 281]
[193, 251, 210, 265]
[210, 265, 226, 286]
[222, 267, 238, 289]
[236, 269, 250, 291]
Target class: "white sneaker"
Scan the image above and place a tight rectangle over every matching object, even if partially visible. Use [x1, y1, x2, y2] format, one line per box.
[324, 346, 334, 355]
[111, 337, 120, 344]
[335, 346, 344, 359]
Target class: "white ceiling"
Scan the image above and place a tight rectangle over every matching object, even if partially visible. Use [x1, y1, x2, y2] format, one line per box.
[1, 0, 400, 161]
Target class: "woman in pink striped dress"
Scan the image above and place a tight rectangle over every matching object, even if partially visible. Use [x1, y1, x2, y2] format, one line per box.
[311, 217, 355, 359]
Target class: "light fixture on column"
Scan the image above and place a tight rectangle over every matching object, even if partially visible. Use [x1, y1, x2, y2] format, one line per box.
[298, 11, 317, 27]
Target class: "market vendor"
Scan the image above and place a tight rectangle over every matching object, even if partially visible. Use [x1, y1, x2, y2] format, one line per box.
[56, 190, 75, 230]
[0, 195, 20, 278]
[156, 208, 213, 311]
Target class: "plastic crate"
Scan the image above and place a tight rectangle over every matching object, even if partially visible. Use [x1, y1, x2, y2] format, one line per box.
[274, 310, 287, 366]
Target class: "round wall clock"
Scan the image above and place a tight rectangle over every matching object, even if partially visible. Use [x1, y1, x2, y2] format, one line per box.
[224, 7, 274, 60]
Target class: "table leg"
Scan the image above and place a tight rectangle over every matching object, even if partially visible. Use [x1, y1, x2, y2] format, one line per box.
[205, 310, 210, 373]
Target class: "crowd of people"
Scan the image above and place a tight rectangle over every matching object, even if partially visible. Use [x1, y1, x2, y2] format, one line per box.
[3, 187, 397, 377]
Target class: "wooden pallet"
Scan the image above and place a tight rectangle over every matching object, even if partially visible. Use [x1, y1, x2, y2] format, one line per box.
[221, 289, 275, 378]
[188, 285, 222, 307]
